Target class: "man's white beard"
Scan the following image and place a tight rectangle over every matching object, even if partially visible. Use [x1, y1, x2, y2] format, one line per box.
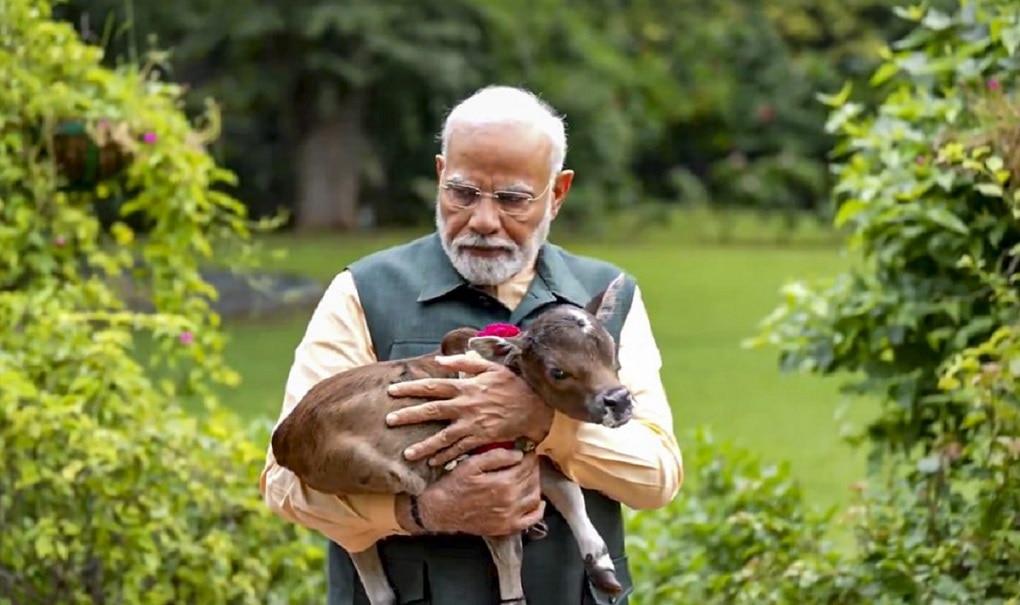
[435, 198, 552, 287]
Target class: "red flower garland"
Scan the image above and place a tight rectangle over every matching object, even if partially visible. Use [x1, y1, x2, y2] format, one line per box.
[477, 322, 521, 338]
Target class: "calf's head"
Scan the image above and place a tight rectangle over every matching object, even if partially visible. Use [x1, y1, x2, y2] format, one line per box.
[454, 273, 635, 428]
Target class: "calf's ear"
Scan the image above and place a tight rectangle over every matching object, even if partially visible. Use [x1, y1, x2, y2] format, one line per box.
[584, 273, 626, 324]
[440, 327, 479, 355]
[467, 336, 523, 362]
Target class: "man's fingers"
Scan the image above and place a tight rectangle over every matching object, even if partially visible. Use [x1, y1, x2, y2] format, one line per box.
[403, 424, 466, 461]
[387, 378, 459, 400]
[385, 399, 453, 427]
[428, 436, 483, 468]
[435, 353, 499, 375]
[470, 447, 524, 472]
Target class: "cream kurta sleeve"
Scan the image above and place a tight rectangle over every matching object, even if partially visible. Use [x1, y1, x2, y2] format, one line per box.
[535, 285, 684, 509]
[259, 270, 410, 554]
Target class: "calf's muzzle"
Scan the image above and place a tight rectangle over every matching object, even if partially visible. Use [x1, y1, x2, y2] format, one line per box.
[589, 385, 634, 428]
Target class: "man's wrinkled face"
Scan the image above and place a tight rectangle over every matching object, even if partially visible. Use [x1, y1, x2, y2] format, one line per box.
[434, 122, 573, 286]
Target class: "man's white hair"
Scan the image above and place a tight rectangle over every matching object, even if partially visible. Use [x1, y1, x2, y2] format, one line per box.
[439, 85, 567, 173]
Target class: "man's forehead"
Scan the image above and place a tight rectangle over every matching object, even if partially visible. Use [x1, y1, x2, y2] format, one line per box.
[444, 122, 553, 174]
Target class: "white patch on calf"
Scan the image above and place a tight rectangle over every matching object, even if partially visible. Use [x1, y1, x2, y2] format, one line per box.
[568, 308, 595, 335]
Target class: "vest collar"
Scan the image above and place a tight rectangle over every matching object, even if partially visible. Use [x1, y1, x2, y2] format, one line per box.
[415, 232, 589, 309]
[415, 233, 468, 302]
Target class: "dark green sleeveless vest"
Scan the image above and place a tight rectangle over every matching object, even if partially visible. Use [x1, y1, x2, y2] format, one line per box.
[326, 233, 636, 605]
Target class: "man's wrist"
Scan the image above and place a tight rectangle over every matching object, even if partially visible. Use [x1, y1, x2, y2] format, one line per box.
[395, 493, 442, 535]
[395, 494, 427, 534]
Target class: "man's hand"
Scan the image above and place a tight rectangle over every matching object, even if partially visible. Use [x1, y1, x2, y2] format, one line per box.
[396, 448, 545, 537]
[385, 353, 554, 467]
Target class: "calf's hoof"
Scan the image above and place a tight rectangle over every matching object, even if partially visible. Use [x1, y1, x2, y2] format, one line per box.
[584, 554, 623, 596]
[588, 568, 623, 596]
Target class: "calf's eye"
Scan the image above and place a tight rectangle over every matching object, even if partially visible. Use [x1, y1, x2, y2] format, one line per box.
[549, 367, 567, 380]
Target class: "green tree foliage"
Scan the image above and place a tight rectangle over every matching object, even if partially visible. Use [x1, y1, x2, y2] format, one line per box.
[626, 1, 1020, 602]
[0, 1, 324, 601]
[752, 0, 1020, 469]
[61, 0, 905, 234]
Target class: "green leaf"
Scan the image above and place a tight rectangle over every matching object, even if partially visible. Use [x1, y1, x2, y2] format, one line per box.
[922, 8, 953, 31]
[817, 81, 854, 107]
[870, 62, 900, 86]
[1003, 24, 1020, 56]
[976, 182, 1004, 197]
[926, 208, 969, 234]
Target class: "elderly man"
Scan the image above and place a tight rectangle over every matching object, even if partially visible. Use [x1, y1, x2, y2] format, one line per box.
[260, 85, 683, 605]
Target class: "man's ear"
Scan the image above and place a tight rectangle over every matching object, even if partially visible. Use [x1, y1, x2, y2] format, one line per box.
[467, 336, 523, 362]
[549, 169, 574, 219]
[584, 273, 626, 324]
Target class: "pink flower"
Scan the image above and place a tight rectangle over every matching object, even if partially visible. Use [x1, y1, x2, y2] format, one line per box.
[988, 79, 1000, 90]
[478, 323, 521, 338]
[143, 132, 157, 144]
[54, 235, 66, 247]
[179, 331, 194, 345]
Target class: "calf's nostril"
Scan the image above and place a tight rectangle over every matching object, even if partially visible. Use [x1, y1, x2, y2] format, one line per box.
[602, 387, 632, 410]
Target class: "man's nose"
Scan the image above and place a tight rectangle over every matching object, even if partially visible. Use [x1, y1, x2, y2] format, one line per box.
[467, 197, 501, 235]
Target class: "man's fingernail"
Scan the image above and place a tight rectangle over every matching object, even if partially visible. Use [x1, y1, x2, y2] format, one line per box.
[386, 413, 396, 424]
[404, 447, 416, 458]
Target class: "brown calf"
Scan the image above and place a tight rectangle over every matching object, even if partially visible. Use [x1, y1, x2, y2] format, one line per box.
[271, 274, 634, 605]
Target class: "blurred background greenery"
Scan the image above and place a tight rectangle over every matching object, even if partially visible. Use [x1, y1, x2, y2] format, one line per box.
[50, 0, 930, 516]
[57, 0, 930, 235]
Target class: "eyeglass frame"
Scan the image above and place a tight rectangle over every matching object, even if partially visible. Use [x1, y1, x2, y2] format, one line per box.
[439, 172, 556, 217]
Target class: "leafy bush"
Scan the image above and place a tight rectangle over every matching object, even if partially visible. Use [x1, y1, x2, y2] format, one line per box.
[0, 1, 324, 602]
[751, 0, 1020, 471]
[626, 2, 1020, 603]
[745, 0, 1020, 601]
[625, 429, 846, 605]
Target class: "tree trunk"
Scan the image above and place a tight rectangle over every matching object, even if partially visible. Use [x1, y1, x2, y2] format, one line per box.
[294, 89, 366, 231]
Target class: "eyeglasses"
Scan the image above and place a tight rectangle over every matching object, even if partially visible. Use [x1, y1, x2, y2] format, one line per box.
[441, 177, 554, 217]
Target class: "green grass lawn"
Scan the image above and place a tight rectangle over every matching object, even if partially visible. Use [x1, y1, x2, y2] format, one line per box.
[216, 208, 876, 521]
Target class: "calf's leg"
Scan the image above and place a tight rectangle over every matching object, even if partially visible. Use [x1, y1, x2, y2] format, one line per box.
[350, 545, 397, 605]
[482, 534, 526, 604]
[538, 457, 622, 595]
